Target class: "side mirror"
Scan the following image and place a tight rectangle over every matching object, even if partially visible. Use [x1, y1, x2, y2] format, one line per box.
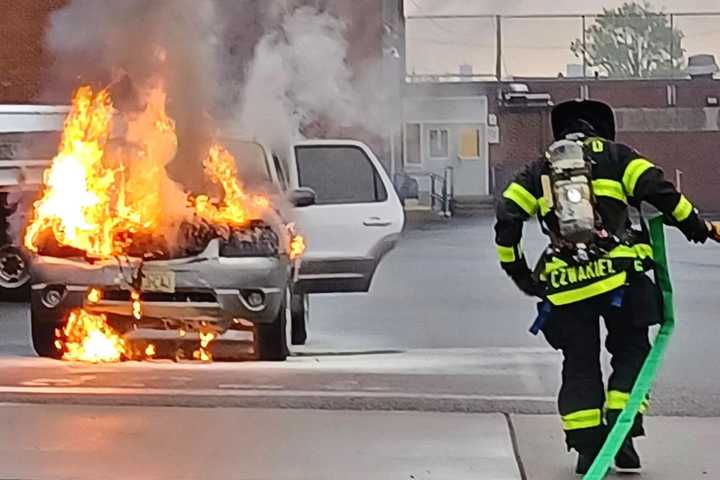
[289, 187, 316, 208]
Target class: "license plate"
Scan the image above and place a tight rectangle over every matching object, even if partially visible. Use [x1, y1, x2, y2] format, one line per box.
[141, 270, 176, 293]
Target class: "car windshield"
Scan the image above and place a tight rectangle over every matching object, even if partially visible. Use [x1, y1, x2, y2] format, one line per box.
[222, 140, 271, 183]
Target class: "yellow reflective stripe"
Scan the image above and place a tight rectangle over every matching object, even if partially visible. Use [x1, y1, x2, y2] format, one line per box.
[538, 197, 551, 216]
[606, 390, 630, 410]
[606, 390, 650, 414]
[592, 179, 627, 203]
[547, 271, 627, 306]
[608, 245, 637, 258]
[496, 244, 517, 263]
[622, 158, 654, 197]
[503, 182, 538, 216]
[607, 243, 653, 261]
[672, 195, 693, 222]
[562, 408, 602, 431]
[634, 243, 654, 260]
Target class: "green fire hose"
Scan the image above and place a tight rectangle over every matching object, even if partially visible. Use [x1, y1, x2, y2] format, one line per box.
[583, 215, 675, 479]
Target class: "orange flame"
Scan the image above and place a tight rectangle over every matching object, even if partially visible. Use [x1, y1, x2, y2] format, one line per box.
[145, 343, 157, 358]
[193, 144, 269, 227]
[24, 87, 117, 256]
[290, 234, 305, 260]
[24, 85, 178, 256]
[58, 309, 127, 363]
[25, 85, 300, 363]
[193, 331, 216, 361]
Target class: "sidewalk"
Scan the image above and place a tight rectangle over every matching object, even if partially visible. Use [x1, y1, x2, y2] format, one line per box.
[512, 415, 720, 479]
[0, 405, 521, 480]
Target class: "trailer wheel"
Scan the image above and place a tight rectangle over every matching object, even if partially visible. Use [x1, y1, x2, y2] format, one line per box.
[0, 246, 31, 301]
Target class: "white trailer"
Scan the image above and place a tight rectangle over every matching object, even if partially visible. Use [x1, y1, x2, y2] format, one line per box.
[0, 105, 69, 295]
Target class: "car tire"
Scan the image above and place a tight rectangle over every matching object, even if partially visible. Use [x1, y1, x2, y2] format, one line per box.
[30, 311, 64, 359]
[255, 294, 289, 361]
[290, 290, 308, 346]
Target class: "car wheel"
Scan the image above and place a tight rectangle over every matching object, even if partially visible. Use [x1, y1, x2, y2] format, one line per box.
[0, 246, 31, 302]
[290, 290, 308, 346]
[255, 292, 289, 361]
[30, 309, 65, 359]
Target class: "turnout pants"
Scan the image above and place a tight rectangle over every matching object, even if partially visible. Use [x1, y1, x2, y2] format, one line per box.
[542, 288, 652, 453]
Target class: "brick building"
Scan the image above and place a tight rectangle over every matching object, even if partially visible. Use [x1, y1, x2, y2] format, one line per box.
[0, 0, 69, 103]
[403, 77, 720, 211]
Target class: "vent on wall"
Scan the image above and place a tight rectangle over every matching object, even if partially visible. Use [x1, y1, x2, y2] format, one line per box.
[500, 83, 553, 109]
[688, 54, 719, 80]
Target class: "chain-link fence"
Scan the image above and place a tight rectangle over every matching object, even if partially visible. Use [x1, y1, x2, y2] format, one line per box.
[405, 12, 720, 81]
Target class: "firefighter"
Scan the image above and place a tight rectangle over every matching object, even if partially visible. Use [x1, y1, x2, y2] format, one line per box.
[494, 99, 720, 474]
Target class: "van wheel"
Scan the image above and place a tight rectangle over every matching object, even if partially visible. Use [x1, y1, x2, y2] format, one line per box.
[290, 291, 308, 345]
[255, 295, 288, 361]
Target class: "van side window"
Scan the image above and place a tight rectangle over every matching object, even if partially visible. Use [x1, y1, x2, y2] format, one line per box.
[295, 146, 387, 205]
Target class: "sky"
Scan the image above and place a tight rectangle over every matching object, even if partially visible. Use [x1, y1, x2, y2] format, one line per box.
[404, 0, 720, 77]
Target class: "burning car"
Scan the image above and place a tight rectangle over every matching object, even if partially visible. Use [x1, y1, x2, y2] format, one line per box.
[25, 86, 308, 361]
[22, 84, 404, 362]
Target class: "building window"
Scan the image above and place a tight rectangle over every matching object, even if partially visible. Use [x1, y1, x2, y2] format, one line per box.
[428, 128, 449, 158]
[405, 123, 421, 166]
[459, 128, 481, 159]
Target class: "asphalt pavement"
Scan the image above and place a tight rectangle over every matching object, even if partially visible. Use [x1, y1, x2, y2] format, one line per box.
[1, 215, 720, 479]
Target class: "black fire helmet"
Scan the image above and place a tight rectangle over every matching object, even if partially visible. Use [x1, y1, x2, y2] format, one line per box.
[551, 100, 616, 141]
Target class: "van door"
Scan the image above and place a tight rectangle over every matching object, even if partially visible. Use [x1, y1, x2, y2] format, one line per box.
[289, 140, 404, 293]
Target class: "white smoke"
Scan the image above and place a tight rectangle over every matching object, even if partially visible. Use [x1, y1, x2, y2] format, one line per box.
[233, 6, 392, 155]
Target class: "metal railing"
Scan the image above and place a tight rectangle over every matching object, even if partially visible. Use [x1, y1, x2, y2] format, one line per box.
[405, 11, 720, 81]
[398, 166, 455, 217]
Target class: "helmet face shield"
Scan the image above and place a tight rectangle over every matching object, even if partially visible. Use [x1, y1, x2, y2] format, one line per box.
[551, 100, 616, 141]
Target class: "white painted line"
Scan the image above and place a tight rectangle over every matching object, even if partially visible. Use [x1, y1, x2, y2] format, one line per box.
[0, 385, 556, 403]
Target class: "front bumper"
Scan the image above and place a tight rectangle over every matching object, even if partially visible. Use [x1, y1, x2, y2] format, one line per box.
[31, 253, 291, 333]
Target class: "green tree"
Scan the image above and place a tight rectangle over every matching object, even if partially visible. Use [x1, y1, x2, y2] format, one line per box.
[571, 1, 685, 77]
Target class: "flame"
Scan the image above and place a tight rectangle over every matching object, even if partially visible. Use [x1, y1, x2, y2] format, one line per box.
[289, 234, 305, 260]
[25, 84, 302, 363]
[193, 331, 216, 362]
[145, 343, 157, 357]
[58, 309, 127, 363]
[87, 288, 102, 303]
[24, 87, 116, 256]
[131, 290, 142, 321]
[24, 85, 177, 256]
[193, 144, 269, 227]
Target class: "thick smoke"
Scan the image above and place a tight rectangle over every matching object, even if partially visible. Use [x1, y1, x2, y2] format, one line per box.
[46, 0, 222, 190]
[233, 5, 393, 156]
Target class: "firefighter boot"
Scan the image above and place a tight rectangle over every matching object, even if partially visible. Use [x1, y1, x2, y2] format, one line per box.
[606, 409, 643, 473]
[615, 437, 642, 473]
[575, 444, 603, 476]
[575, 451, 598, 475]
